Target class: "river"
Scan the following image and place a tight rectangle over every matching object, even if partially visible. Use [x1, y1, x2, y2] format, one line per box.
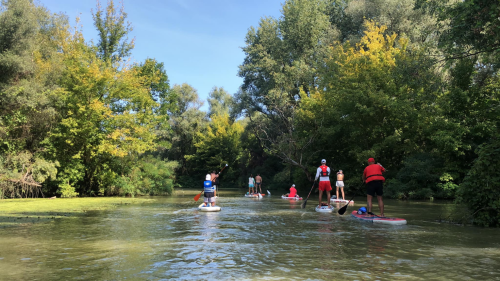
[0, 189, 499, 280]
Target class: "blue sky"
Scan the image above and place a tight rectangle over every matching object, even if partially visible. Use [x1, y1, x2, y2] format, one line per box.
[41, 0, 284, 111]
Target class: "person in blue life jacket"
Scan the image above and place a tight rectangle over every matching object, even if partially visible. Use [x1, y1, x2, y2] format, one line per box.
[203, 174, 216, 207]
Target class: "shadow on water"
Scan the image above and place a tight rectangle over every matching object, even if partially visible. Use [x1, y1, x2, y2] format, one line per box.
[0, 189, 499, 280]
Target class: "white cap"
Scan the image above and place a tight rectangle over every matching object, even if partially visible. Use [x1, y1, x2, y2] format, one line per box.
[205, 174, 211, 180]
[321, 159, 326, 163]
[292, 184, 295, 187]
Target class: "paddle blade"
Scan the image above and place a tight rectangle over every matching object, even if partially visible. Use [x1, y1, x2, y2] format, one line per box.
[301, 199, 308, 209]
[338, 204, 348, 215]
[194, 192, 202, 201]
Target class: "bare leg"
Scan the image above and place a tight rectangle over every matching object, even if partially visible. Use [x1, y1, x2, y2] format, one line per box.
[377, 196, 384, 216]
[336, 186, 339, 200]
[327, 189, 331, 208]
[341, 187, 345, 200]
[319, 190, 323, 207]
[367, 195, 373, 213]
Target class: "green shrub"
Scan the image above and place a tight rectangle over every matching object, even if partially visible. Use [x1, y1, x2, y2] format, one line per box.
[458, 138, 500, 227]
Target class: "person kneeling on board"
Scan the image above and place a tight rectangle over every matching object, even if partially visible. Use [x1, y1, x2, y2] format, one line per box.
[283, 184, 298, 197]
[203, 174, 216, 207]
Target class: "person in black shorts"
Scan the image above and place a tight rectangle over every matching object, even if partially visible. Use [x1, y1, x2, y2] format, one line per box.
[362, 158, 386, 217]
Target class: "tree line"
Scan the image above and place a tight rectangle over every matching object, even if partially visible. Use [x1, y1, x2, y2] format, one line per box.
[0, 0, 499, 226]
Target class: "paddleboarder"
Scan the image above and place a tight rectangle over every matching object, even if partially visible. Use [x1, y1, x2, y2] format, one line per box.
[283, 184, 298, 198]
[336, 170, 345, 200]
[211, 170, 219, 197]
[315, 159, 332, 208]
[203, 174, 216, 207]
[255, 174, 263, 194]
[248, 174, 255, 194]
[362, 158, 386, 217]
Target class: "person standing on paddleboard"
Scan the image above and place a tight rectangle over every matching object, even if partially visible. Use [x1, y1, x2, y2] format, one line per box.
[363, 158, 386, 217]
[255, 174, 263, 194]
[211, 170, 219, 197]
[315, 159, 332, 208]
[336, 170, 345, 200]
[203, 174, 216, 207]
[248, 174, 255, 194]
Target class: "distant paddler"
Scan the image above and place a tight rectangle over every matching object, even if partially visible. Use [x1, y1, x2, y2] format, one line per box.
[283, 184, 299, 198]
[336, 170, 345, 201]
[248, 174, 255, 194]
[255, 174, 263, 194]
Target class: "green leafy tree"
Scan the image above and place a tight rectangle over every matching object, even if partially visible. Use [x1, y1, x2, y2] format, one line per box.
[186, 113, 244, 184]
[207, 87, 233, 118]
[92, 0, 134, 63]
[166, 84, 207, 176]
[0, 0, 65, 197]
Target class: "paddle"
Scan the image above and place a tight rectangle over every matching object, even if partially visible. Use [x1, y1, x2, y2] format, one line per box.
[301, 180, 317, 209]
[267, 190, 271, 195]
[194, 164, 228, 202]
[337, 195, 356, 215]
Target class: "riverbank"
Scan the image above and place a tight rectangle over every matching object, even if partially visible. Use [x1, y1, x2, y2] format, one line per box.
[0, 197, 156, 228]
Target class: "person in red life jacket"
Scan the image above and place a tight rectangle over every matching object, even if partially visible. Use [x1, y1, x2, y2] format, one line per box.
[315, 159, 332, 208]
[283, 184, 298, 198]
[362, 158, 386, 217]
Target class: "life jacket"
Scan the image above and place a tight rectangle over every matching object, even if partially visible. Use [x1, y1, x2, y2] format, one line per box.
[204, 180, 215, 193]
[319, 165, 330, 177]
[289, 187, 297, 197]
[364, 164, 385, 183]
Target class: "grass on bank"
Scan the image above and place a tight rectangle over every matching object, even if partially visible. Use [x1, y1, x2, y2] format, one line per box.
[0, 197, 156, 228]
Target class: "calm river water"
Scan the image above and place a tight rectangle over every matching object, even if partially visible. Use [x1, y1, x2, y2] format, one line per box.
[0, 190, 499, 280]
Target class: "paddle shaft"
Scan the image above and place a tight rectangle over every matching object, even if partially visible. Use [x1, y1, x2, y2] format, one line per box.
[338, 194, 356, 215]
[301, 180, 317, 209]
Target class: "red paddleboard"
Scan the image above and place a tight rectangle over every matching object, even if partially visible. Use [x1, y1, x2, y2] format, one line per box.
[351, 211, 407, 225]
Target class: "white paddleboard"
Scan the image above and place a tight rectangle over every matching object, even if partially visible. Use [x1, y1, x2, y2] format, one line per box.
[244, 194, 265, 198]
[282, 195, 303, 200]
[315, 205, 334, 213]
[198, 203, 221, 212]
[331, 198, 354, 204]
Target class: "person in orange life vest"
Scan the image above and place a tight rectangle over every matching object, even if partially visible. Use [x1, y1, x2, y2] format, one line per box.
[284, 184, 298, 197]
[362, 158, 386, 217]
[315, 159, 332, 208]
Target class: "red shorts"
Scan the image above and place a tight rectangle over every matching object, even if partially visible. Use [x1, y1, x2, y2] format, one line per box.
[318, 181, 332, 192]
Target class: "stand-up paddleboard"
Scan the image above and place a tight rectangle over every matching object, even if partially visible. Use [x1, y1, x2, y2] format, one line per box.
[351, 211, 406, 225]
[198, 203, 221, 212]
[315, 205, 334, 213]
[282, 195, 303, 200]
[331, 198, 354, 204]
[244, 194, 265, 198]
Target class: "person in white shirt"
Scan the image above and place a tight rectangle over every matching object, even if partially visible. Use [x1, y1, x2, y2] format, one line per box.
[248, 175, 255, 194]
[315, 159, 332, 208]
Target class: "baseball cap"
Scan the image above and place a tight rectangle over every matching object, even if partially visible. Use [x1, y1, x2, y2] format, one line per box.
[292, 184, 295, 187]
[321, 159, 326, 163]
[368, 158, 375, 162]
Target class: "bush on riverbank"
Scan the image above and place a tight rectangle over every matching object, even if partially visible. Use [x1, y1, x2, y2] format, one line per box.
[458, 137, 500, 227]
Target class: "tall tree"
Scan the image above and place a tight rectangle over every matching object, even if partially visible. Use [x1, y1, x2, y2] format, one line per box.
[236, 0, 336, 180]
[207, 87, 233, 118]
[0, 0, 66, 198]
[92, 0, 134, 63]
[166, 84, 207, 176]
